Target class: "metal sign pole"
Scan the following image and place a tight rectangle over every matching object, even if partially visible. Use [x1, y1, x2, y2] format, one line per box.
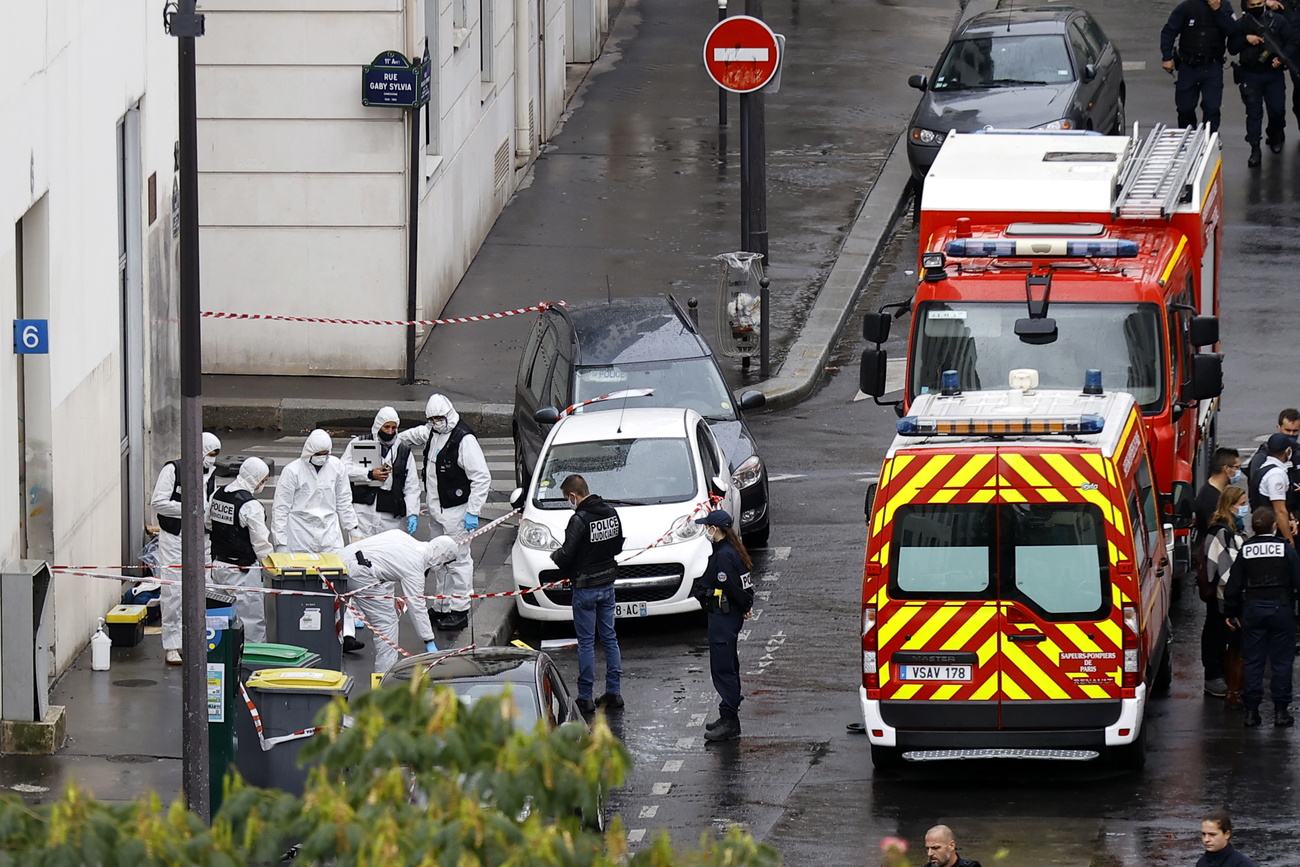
[744, 0, 768, 263]
[404, 66, 421, 385]
[166, 0, 210, 822]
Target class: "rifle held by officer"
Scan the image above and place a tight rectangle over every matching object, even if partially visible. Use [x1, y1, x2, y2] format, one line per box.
[1240, 12, 1300, 75]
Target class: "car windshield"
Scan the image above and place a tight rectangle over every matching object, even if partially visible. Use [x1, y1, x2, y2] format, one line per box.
[534, 437, 697, 508]
[931, 34, 1073, 91]
[575, 358, 737, 421]
[910, 301, 1165, 412]
[891, 503, 1107, 619]
[447, 681, 540, 729]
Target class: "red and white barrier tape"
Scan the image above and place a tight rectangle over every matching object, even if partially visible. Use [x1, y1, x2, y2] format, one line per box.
[237, 679, 326, 750]
[201, 301, 563, 327]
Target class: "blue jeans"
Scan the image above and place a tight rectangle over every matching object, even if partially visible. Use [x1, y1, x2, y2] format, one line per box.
[572, 583, 622, 700]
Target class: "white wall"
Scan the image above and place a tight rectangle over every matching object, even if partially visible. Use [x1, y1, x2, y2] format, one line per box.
[0, 1, 178, 676]
[200, 0, 571, 376]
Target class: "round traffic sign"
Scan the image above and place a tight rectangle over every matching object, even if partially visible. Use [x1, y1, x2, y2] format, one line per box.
[703, 15, 780, 94]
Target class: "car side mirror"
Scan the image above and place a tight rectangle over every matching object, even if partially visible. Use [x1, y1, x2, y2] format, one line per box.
[1189, 315, 1219, 348]
[510, 487, 525, 509]
[1185, 353, 1224, 401]
[739, 390, 766, 411]
[1014, 317, 1058, 345]
[860, 349, 888, 397]
[534, 406, 561, 425]
[1166, 480, 1195, 529]
[864, 482, 878, 520]
[1082, 63, 1097, 82]
[908, 74, 928, 91]
[862, 312, 891, 344]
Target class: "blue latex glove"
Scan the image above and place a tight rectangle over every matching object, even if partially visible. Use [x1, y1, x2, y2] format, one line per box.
[406, 514, 419, 535]
[463, 514, 480, 532]
[425, 640, 439, 653]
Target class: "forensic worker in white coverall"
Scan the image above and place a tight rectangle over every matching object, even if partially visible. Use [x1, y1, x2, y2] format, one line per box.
[398, 395, 490, 632]
[339, 530, 459, 673]
[342, 407, 422, 536]
[273, 429, 365, 647]
[206, 457, 274, 642]
[152, 431, 221, 665]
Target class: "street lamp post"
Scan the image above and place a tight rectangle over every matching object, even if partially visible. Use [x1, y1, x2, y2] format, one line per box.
[164, 0, 209, 821]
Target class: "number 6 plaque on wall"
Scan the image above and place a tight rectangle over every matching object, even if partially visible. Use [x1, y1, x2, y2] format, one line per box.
[13, 319, 48, 355]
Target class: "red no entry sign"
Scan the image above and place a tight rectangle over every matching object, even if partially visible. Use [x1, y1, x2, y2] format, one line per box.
[703, 15, 780, 94]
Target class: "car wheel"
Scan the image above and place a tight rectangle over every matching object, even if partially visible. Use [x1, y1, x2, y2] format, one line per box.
[514, 437, 531, 490]
[1152, 636, 1173, 695]
[743, 524, 770, 547]
[870, 743, 905, 770]
[1107, 724, 1146, 771]
[1112, 93, 1126, 135]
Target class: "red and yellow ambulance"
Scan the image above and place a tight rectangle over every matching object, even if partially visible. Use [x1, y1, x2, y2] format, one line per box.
[860, 372, 1171, 769]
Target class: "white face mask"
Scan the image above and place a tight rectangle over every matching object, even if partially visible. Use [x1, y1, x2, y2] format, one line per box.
[203, 454, 217, 471]
[429, 418, 451, 435]
[310, 453, 329, 468]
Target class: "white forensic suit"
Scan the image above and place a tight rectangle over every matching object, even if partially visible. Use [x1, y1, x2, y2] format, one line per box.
[206, 457, 274, 642]
[272, 429, 361, 555]
[342, 407, 422, 536]
[398, 395, 491, 617]
[153, 431, 222, 655]
[340, 531, 458, 672]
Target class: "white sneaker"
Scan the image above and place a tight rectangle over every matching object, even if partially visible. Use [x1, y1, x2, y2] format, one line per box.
[165, 649, 182, 665]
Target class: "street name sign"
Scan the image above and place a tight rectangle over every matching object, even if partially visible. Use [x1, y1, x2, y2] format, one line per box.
[703, 15, 780, 94]
[362, 51, 419, 108]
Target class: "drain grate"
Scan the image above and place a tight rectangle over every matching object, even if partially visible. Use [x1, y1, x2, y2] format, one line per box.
[107, 755, 157, 764]
[112, 679, 157, 688]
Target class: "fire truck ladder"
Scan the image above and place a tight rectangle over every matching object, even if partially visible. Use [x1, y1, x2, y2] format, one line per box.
[1112, 123, 1212, 221]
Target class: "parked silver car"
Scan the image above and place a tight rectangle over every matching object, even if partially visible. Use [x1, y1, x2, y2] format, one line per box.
[906, 5, 1125, 182]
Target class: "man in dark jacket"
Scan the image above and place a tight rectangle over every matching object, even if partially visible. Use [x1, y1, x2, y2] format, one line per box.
[924, 825, 983, 867]
[1229, 0, 1294, 165]
[551, 474, 625, 714]
[1223, 507, 1300, 726]
[1161, 0, 1238, 131]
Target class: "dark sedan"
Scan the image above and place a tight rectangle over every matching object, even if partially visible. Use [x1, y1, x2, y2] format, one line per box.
[906, 5, 1125, 182]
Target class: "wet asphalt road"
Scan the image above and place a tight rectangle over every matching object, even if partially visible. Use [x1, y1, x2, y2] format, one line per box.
[217, 0, 1300, 862]
[574, 0, 1300, 864]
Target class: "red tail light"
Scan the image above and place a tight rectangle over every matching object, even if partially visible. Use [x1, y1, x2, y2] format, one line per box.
[1121, 605, 1140, 689]
[862, 605, 878, 690]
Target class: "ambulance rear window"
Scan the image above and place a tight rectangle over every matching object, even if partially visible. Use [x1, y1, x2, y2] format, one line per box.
[1005, 503, 1108, 619]
[891, 505, 995, 599]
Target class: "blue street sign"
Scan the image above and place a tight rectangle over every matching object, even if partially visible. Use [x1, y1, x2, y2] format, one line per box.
[362, 51, 420, 108]
[420, 44, 431, 106]
[13, 319, 48, 355]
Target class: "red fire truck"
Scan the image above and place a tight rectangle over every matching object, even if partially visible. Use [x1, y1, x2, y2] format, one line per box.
[860, 125, 1224, 574]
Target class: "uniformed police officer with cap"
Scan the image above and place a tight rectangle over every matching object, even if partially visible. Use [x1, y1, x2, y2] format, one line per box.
[1161, 0, 1238, 131]
[1224, 506, 1300, 727]
[691, 509, 755, 742]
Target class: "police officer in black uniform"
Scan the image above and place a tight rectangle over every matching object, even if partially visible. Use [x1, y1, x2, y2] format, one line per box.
[551, 474, 625, 715]
[1223, 506, 1300, 727]
[691, 510, 755, 742]
[1230, 0, 1294, 166]
[1161, 0, 1238, 131]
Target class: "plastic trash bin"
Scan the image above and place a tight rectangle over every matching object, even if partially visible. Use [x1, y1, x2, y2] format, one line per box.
[235, 644, 319, 788]
[244, 668, 353, 796]
[206, 601, 243, 819]
[262, 553, 349, 672]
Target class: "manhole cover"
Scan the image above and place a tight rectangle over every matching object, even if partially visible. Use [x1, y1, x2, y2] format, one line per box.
[112, 679, 157, 688]
[107, 755, 157, 764]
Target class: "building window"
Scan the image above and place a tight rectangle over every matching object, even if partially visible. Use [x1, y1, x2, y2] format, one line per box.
[480, 0, 493, 82]
[453, 0, 470, 48]
[422, 5, 440, 156]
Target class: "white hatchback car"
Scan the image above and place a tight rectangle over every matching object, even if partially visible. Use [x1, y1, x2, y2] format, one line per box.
[512, 406, 740, 621]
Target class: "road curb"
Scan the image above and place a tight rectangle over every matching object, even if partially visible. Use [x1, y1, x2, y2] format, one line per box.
[205, 399, 516, 438]
[751, 135, 913, 411]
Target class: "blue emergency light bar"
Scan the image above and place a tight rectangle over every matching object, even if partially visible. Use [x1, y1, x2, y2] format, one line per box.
[943, 239, 1139, 258]
[896, 414, 1106, 437]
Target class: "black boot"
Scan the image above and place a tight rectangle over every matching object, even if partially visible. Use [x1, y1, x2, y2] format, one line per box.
[1249, 145, 1262, 167]
[704, 712, 741, 742]
[440, 610, 469, 632]
[1245, 706, 1263, 727]
[705, 718, 723, 731]
[1275, 704, 1295, 727]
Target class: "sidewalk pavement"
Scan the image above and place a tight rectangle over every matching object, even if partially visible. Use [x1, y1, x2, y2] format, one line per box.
[204, 0, 956, 435]
[24, 0, 957, 808]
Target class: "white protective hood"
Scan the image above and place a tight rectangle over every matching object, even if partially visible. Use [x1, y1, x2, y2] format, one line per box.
[424, 535, 459, 571]
[372, 406, 401, 438]
[202, 432, 222, 456]
[301, 429, 333, 459]
[424, 394, 459, 428]
[232, 456, 270, 493]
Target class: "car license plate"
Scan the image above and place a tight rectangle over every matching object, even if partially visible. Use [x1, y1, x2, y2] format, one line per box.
[615, 602, 648, 618]
[898, 664, 972, 682]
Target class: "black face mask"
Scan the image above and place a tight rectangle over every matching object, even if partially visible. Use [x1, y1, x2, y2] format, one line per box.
[378, 430, 395, 444]
[1246, 5, 1265, 16]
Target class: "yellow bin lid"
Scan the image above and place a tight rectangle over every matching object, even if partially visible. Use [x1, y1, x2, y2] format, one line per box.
[106, 604, 148, 624]
[261, 552, 348, 576]
[245, 668, 352, 693]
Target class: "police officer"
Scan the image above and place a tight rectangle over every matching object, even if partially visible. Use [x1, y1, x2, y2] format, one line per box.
[1249, 432, 1298, 545]
[691, 510, 755, 742]
[1223, 507, 1300, 727]
[342, 406, 421, 536]
[207, 457, 274, 642]
[550, 474, 624, 714]
[1161, 0, 1238, 131]
[1246, 409, 1300, 517]
[1230, 0, 1293, 166]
